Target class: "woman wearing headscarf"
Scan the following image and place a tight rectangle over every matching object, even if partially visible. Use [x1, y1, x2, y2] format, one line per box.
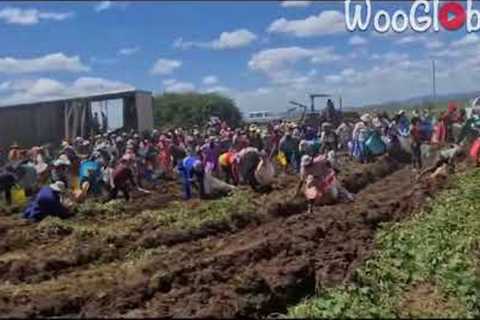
[351, 114, 371, 163]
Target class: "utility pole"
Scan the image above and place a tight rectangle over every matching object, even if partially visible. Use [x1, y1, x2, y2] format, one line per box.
[432, 59, 437, 103]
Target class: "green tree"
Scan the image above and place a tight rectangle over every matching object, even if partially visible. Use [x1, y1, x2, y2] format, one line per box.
[153, 92, 242, 129]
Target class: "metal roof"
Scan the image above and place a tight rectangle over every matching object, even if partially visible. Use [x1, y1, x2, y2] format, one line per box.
[0, 89, 152, 111]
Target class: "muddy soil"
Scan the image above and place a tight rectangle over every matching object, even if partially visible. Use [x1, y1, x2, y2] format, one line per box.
[0, 156, 447, 318]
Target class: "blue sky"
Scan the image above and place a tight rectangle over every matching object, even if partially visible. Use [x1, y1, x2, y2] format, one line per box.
[1, 0, 480, 112]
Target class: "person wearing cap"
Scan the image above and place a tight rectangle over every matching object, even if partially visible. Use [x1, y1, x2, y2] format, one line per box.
[23, 181, 71, 222]
[107, 155, 137, 201]
[51, 157, 71, 187]
[177, 153, 205, 200]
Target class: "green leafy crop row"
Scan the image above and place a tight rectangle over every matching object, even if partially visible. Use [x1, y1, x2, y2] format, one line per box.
[289, 169, 480, 319]
[139, 190, 255, 231]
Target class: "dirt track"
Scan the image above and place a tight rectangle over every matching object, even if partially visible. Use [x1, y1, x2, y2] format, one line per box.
[0, 156, 447, 318]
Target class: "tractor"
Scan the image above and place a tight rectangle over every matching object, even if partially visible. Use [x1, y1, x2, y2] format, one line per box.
[289, 93, 345, 127]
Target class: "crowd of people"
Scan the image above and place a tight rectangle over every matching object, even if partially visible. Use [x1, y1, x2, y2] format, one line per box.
[1, 102, 479, 221]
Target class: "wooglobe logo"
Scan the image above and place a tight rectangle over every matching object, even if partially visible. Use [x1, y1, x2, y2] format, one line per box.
[345, 0, 480, 33]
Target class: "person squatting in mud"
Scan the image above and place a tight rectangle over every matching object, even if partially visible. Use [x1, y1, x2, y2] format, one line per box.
[1, 101, 480, 222]
[296, 154, 354, 214]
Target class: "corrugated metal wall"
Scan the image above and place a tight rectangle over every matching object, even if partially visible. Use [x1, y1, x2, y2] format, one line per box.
[0, 91, 154, 150]
[135, 92, 154, 132]
[0, 102, 64, 150]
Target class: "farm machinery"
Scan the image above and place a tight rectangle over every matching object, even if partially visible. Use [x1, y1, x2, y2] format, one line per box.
[288, 93, 359, 127]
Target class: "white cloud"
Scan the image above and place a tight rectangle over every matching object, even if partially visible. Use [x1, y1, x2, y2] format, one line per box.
[72, 77, 132, 92]
[0, 77, 134, 106]
[174, 29, 257, 50]
[212, 29, 257, 49]
[203, 86, 230, 93]
[94, 1, 129, 12]
[349, 35, 367, 46]
[0, 7, 73, 25]
[233, 33, 480, 113]
[118, 46, 141, 56]
[280, 1, 311, 8]
[394, 34, 445, 50]
[0, 81, 10, 92]
[451, 34, 479, 47]
[0, 53, 89, 74]
[162, 79, 195, 93]
[162, 79, 177, 86]
[94, 1, 112, 12]
[248, 46, 339, 84]
[425, 39, 444, 49]
[267, 11, 345, 37]
[202, 75, 218, 85]
[150, 58, 182, 75]
[371, 52, 409, 63]
[395, 35, 423, 45]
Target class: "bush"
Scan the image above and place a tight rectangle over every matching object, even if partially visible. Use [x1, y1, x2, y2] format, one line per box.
[153, 92, 242, 129]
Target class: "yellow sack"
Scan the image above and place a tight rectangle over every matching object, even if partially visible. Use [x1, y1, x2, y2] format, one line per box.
[71, 175, 80, 192]
[275, 151, 288, 167]
[12, 185, 27, 206]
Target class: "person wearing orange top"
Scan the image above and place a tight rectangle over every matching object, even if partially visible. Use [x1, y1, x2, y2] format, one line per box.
[218, 150, 237, 185]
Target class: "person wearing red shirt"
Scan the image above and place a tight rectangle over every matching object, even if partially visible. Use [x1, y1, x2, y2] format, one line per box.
[108, 156, 136, 201]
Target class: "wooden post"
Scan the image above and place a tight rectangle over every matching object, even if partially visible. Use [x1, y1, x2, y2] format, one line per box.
[64, 102, 74, 142]
[72, 100, 80, 139]
[80, 100, 87, 138]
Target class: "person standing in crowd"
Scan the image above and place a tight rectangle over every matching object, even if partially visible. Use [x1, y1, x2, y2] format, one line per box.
[410, 117, 423, 170]
[108, 155, 137, 201]
[279, 128, 299, 173]
[0, 166, 17, 206]
[319, 122, 338, 154]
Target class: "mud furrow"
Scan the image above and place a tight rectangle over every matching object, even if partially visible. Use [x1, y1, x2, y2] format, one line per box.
[11, 162, 418, 318]
[103, 168, 426, 318]
[0, 157, 400, 288]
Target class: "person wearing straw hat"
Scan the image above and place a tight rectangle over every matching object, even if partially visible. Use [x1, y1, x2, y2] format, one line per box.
[8, 143, 22, 162]
[23, 181, 71, 222]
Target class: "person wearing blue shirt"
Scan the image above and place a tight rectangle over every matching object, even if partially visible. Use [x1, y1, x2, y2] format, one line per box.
[177, 154, 205, 200]
[79, 157, 102, 196]
[23, 181, 71, 223]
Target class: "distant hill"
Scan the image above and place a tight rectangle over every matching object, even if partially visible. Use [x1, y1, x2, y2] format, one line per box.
[358, 91, 480, 113]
